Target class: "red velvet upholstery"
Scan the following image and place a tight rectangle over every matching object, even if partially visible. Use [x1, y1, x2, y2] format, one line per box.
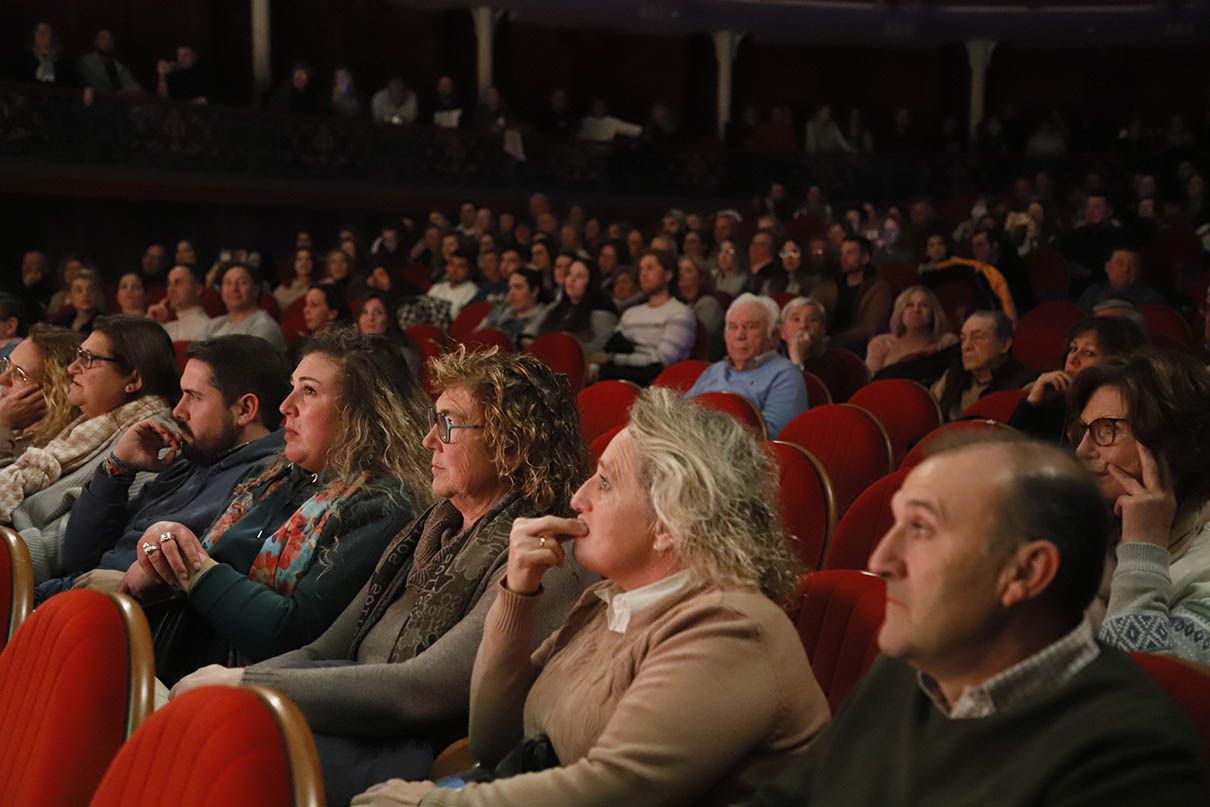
[588, 424, 625, 469]
[1142, 225, 1203, 292]
[899, 419, 1016, 470]
[577, 380, 641, 442]
[448, 301, 493, 340]
[280, 297, 309, 348]
[1012, 302, 1083, 374]
[802, 370, 832, 407]
[652, 360, 710, 395]
[691, 391, 766, 436]
[779, 404, 894, 518]
[960, 389, 1028, 423]
[259, 291, 281, 321]
[401, 263, 434, 293]
[793, 570, 886, 712]
[0, 590, 149, 806]
[877, 262, 921, 296]
[822, 469, 908, 571]
[405, 324, 448, 363]
[461, 328, 514, 353]
[816, 347, 871, 403]
[1140, 304, 1192, 348]
[91, 686, 322, 807]
[768, 441, 836, 571]
[1024, 249, 1072, 301]
[1128, 652, 1210, 756]
[0, 527, 33, 650]
[173, 340, 192, 373]
[849, 380, 942, 466]
[526, 332, 587, 391]
[200, 287, 225, 318]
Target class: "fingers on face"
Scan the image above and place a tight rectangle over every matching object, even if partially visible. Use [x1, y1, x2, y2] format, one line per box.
[1105, 463, 1144, 494]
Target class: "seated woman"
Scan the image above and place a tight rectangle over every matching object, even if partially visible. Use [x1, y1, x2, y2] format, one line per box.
[123, 327, 432, 685]
[302, 283, 352, 338]
[357, 388, 829, 806]
[676, 255, 723, 356]
[1069, 350, 1210, 663]
[0, 324, 82, 468]
[609, 267, 643, 313]
[712, 237, 750, 298]
[53, 268, 103, 335]
[173, 347, 591, 805]
[1009, 316, 1145, 442]
[479, 268, 549, 349]
[116, 271, 148, 317]
[273, 247, 316, 310]
[539, 258, 618, 356]
[5, 316, 177, 580]
[930, 310, 1033, 421]
[357, 291, 423, 379]
[865, 285, 957, 374]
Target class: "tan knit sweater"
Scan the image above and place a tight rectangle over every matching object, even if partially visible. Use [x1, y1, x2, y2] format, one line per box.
[421, 580, 830, 807]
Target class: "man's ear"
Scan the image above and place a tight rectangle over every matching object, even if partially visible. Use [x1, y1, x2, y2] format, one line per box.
[998, 540, 1060, 608]
[231, 392, 261, 428]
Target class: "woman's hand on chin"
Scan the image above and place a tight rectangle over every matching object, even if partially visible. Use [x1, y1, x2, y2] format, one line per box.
[505, 515, 587, 595]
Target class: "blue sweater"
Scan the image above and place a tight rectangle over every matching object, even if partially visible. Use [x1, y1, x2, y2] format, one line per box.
[686, 353, 808, 438]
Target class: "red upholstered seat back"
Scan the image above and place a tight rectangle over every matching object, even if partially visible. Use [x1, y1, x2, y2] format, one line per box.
[849, 380, 942, 466]
[1129, 652, 1210, 756]
[280, 296, 309, 348]
[526, 332, 587, 391]
[173, 340, 192, 373]
[823, 469, 908, 571]
[0, 591, 143, 805]
[794, 570, 886, 712]
[768, 441, 836, 571]
[818, 347, 871, 403]
[588, 424, 625, 469]
[877, 262, 921, 296]
[802, 369, 832, 407]
[90, 686, 319, 807]
[1140, 304, 1192, 349]
[960, 389, 1028, 423]
[462, 327, 514, 353]
[779, 404, 894, 518]
[577, 380, 641, 442]
[448, 301, 493, 340]
[899, 419, 1015, 470]
[652, 360, 710, 395]
[691, 390, 767, 436]
[0, 527, 33, 650]
[1012, 302, 1083, 374]
[200, 287, 225, 317]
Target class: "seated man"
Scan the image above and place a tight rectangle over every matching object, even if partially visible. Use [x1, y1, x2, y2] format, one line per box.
[930, 310, 1032, 420]
[687, 293, 807, 438]
[750, 437, 1210, 806]
[202, 263, 286, 352]
[1076, 246, 1163, 312]
[832, 235, 892, 353]
[425, 248, 479, 321]
[594, 249, 695, 386]
[151, 263, 211, 342]
[35, 336, 289, 601]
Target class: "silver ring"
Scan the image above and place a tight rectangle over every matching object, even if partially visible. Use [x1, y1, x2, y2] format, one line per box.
[539, 536, 547, 549]
[142, 542, 160, 556]
[159, 531, 176, 544]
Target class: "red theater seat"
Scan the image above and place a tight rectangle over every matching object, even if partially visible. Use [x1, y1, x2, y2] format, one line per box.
[0, 527, 33, 650]
[652, 360, 710, 395]
[527, 332, 587, 391]
[823, 469, 908, 571]
[779, 404, 894, 518]
[577, 380, 641, 442]
[173, 340, 192, 373]
[768, 441, 837, 571]
[793, 570, 886, 712]
[1129, 652, 1210, 756]
[0, 591, 154, 806]
[462, 328, 514, 353]
[1012, 302, 1083, 374]
[90, 686, 323, 807]
[588, 424, 625, 469]
[1140, 304, 1192, 349]
[849, 380, 942, 467]
[449, 301, 493, 340]
[960, 389, 1028, 423]
[899, 419, 1016, 470]
[802, 370, 832, 408]
[691, 390, 767, 436]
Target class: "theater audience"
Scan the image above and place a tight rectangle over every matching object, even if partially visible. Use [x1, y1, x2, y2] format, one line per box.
[54, 268, 103, 335]
[274, 248, 316, 310]
[865, 286, 957, 374]
[201, 263, 286, 352]
[0, 324, 82, 468]
[15, 22, 72, 87]
[749, 437, 1210, 805]
[748, 231, 785, 297]
[832, 235, 892, 352]
[609, 268, 643, 312]
[676, 256, 724, 353]
[1075, 246, 1163, 311]
[1070, 351, 1210, 663]
[173, 348, 591, 805]
[77, 29, 141, 96]
[156, 45, 209, 104]
[931, 311, 1032, 421]
[427, 248, 479, 321]
[779, 296, 828, 368]
[122, 327, 431, 685]
[152, 264, 211, 342]
[302, 284, 350, 337]
[687, 294, 807, 438]
[7, 316, 178, 580]
[372, 78, 418, 125]
[36, 336, 289, 601]
[116, 271, 148, 317]
[355, 388, 829, 806]
[538, 258, 618, 356]
[356, 292, 422, 378]
[1009, 316, 1145, 443]
[478, 268, 549, 349]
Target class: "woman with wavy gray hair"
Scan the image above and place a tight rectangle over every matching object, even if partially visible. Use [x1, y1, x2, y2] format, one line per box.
[357, 388, 830, 807]
[173, 345, 593, 806]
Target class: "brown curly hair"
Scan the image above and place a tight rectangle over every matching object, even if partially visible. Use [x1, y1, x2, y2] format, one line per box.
[26, 323, 83, 446]
[429, 346, 587, 513]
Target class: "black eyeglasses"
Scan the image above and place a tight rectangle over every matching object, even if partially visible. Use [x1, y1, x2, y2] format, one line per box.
[1067, 416, 1129, 447]
[75, 347, 121, 370]
[0, 355, 32, 385]
[430, 409, 483, 444]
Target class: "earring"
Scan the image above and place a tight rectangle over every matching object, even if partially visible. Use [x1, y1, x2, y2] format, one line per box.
[124, 384, 136, 393]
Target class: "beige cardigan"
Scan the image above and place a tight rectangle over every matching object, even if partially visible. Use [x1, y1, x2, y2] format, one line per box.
[421, 580, 830, 807]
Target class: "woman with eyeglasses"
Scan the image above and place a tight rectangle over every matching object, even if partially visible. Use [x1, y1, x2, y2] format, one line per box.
[3, 316, 178, 581]
[712, 238, 750, 298]
[170, 346, 591, 806]
[0, 323, 83, 468]
[121, 327, 431, 687]
[1069, 349, 1210, 664]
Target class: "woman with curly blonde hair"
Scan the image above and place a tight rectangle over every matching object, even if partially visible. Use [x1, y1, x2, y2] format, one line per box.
[865, 285, 957, 374]
[0, 323, 82, 467]
[173, 345, 593, 806]
[362, 387, 830, 807]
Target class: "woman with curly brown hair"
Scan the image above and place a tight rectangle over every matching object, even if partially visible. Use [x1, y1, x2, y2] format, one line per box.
[172, 345, 594, 806]
[0, 323, 83, 468]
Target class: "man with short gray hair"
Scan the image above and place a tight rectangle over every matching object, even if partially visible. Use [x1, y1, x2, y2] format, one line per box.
[685, 293, 807, 438]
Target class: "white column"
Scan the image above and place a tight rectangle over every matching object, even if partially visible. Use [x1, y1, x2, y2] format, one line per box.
[251, 0, 272, 99]
[965, 39, 997, 140]
[713, 30, 741, 140]
[471, 5, 495, 94]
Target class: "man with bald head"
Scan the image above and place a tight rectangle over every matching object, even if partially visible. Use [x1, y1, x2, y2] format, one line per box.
[750, 437, 1210, 805]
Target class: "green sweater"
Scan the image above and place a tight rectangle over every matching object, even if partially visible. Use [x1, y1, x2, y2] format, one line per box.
[749, 650, 1210, 807]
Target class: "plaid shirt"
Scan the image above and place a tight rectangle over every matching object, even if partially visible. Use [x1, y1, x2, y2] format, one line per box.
[918, 616, 1100, 719]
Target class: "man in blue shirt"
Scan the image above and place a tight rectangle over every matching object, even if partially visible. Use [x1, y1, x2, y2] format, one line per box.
[686, 293, 807, 438]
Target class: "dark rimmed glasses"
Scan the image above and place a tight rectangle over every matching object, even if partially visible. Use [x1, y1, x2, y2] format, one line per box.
[430, 408, 483, 444]
[75, 347, 122, 370]
[1067, 416, 1129, 447]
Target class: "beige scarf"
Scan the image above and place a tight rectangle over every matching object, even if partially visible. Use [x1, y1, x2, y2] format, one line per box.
[0, 395, 168, 523]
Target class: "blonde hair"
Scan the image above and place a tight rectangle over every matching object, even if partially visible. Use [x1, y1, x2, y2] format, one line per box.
[26, 323, 83, 446]
[627, 387, 799, 598]
[889, 284, 949, 339]
[429, 346, 586, 513]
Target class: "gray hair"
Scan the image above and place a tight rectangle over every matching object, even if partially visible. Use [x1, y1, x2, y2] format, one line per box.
[627, 387, 800, 598]
[781, 295, 826, 324]
[727, 293, 781, 340]
[966, 309, 1013, 342]
[1091, 299, 1147, 330]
